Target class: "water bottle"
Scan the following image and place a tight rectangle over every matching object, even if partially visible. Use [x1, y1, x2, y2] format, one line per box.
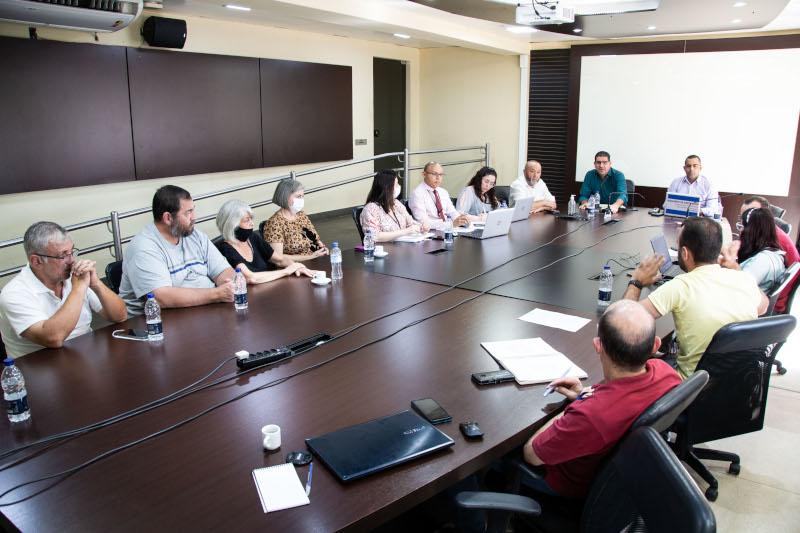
[587, 195, 596, 220]
[364, 230, 375, 263]
[444, 215, 454, 244]
[501, 201, 508, 209]
[604, 208, 612, 223]
[330, 242, 343, 281]
[568, 195, 577, 216]
[2, 359, 31, 423]
[233, 268, 248, 310]
[595, 191, 601, 207]
[598, 265, 613, 306]
[144, 293, 164, 341]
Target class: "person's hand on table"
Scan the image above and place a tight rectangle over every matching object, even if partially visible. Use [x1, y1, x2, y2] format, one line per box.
[405, 225, 421, 236]
[609, 203, 620, 214]
[420, 221, 430, 233]
[311, 247, 329, 259]
[578, 202, 588, 211]
[631, 253, 665, 287]
[547, 377, 583, 401]
[216, 279, 235, 302]
[453, 214, 470, 227]
[294, 266, 315, 278]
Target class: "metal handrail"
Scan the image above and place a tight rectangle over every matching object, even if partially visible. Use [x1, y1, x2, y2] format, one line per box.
[0, 144, 488, 280]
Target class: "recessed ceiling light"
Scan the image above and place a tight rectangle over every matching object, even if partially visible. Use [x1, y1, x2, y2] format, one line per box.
[731, 18, 742, 23]
[393, 33, 411, 39]
[506, 26, 538, 34]
[224, 4, 251, 11]
[733, 2, 747, 6]
[573, 28, 583, 33]
[647, 25, 656, 30]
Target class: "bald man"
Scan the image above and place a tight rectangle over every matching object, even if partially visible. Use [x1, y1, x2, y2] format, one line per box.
[522, 300, 681, 499]
[408, 162, 470, 230]
[509, 160, 557, 213]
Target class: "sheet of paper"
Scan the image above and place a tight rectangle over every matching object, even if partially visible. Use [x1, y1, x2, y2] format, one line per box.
[518, 308, 591, 333]
[394, 232, 434, 243]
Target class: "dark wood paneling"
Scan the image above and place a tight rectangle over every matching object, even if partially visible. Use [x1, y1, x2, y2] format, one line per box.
[261, 59, 353, 167]
[373, 57, 406, 174]
[127, 48, 263, 180]
[0, 37, 135, 194]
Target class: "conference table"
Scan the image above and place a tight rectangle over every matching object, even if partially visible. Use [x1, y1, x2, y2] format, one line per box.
[0, 209, 682, 532]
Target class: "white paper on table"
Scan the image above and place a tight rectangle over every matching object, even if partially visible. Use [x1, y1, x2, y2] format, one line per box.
[480, 338, 587, 385]
[518, 308, 591, 333]
[394, 232, 434, 243]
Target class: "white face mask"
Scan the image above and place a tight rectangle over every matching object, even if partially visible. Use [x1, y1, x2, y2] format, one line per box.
[393, 185, 401, 199]
[289, 197, 304, 214]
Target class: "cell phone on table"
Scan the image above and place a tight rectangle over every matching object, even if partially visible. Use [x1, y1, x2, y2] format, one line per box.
[411, 397, 452, 424]
[471, 369, 515, 385]
[112, 329, 150, 341]
[426, 248, 450, 255]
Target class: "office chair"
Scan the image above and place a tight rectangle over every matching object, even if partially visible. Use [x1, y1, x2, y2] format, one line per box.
[457, 427, 716, 533]
[494, 185, 511, 206]
[671, 314, 796, 501]
[769, 204, 787, 220]
[211, 235, 224, 246]
[104, 260, 123, 294]
[627, 369, 709, 435]
[352, 205, 365, 241]
[775, 217, 791, 235]
[625, 179, 636, 208]
[258, 220, 267, 240]
[765, 262, 800, 375]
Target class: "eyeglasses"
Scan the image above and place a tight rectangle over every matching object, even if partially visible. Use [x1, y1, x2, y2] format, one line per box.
[425, 171, 445, 178]
[36, 248, 79, 261]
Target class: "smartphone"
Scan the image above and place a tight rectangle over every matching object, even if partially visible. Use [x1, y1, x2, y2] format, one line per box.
[426, 248, 450, 255]
[411, 397, 452, 424]
[471, 369, 515, 385]
[112, 329, 150, 341]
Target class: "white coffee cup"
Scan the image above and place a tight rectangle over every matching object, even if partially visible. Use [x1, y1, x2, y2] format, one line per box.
[314, 271, 325, 280]
[262, 424, 281, 450]
[375, 245, 385, 254]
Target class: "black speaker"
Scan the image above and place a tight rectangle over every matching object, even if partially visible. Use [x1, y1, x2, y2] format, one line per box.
[141, 16, 187, 49]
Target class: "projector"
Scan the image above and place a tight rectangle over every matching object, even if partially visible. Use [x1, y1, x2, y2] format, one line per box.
[516, 4, 575, 25]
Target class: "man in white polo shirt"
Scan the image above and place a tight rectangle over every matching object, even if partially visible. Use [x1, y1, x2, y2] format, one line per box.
[509, 160, 557, 213]
[0, 222, 127, 358]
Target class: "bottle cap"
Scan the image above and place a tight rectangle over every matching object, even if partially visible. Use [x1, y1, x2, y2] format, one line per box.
[3, 358, 14, 367]
[332, 242, 338, 247]
[235, 267, 241, 272]
[604, 265, 611, 270]
[366, 230, 371, 233]
[147, 293, 155, 299]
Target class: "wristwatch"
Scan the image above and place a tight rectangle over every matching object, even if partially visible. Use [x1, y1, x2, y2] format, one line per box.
[628, 279, 644, 290]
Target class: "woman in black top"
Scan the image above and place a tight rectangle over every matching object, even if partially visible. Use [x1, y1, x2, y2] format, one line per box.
[215, 200, 315, 283]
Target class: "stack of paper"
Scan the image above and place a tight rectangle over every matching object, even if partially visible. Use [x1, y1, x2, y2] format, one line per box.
[481, 338, 587, 386]
[394, 232, 434, 243]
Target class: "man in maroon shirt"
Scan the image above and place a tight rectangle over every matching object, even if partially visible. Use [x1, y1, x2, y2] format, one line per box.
[740, 196, 798, 312]
[524, 300, 682, 499]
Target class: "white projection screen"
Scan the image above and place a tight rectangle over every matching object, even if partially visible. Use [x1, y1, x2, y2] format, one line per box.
[576, 49, 800, 196]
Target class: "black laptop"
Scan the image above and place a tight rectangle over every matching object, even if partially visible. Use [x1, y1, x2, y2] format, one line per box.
[305, 410, 455, 483]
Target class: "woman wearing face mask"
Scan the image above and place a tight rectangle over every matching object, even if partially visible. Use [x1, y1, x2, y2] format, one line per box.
[262, 179, 329, 261]
[360, 170, 429, 242]
[456, 167, 499, 218]
[216, 200, 315, 283]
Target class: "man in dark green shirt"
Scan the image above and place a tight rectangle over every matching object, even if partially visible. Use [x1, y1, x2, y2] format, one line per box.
[579, 151, 628, 214]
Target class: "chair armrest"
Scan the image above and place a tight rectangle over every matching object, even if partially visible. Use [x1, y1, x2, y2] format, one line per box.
[509, 455, 547, 480]
[455, 491, 542, 516]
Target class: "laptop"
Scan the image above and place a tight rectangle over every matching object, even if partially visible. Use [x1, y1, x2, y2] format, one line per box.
[510, 196, 535, 222]
[305, 410, 455, 483]
[650, 233, 685, 279]
[663, 192, 701, 218]
[460, 208, 515, 239]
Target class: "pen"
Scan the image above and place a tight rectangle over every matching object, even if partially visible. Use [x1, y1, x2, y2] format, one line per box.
[305, 462, 313, 496]
[543, 367, 571, 397]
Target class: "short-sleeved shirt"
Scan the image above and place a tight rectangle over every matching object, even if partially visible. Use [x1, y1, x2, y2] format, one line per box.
[775, 227, 799, 312]
[360, 201, 417, 238]
[119, 223, 230, 316]
[647, 264, 761, 379]
[509, 175, 555, 207]
[217, 233, 275, 272]
[532, 359, 681, 499]
[0, 265, 102, 358]
[262, 211, 323, 256]
[578, 168, 627, 205]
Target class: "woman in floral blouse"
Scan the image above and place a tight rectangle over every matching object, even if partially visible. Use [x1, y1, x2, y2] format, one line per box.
[262, 179, 329, 262]
[360, 170, 429, 242]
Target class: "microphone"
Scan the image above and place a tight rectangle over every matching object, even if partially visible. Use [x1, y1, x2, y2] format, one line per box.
[608, 191, 646, 212]
[684, 192, 744, 218]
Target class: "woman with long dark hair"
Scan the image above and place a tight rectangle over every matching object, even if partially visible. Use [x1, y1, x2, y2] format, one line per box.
[721, 207, 786, 291]
[360, 170, 428, 242]
[456, 167, 500, 218]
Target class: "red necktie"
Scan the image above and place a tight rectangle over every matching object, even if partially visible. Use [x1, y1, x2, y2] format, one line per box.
[432, 190, 445, 221]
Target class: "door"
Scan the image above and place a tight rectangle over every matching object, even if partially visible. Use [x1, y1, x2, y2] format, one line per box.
[373, 58, 407, 178]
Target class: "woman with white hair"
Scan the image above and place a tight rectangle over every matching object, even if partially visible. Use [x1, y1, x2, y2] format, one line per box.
[215, 200, 315, 284]
[262, 179, 329, 261]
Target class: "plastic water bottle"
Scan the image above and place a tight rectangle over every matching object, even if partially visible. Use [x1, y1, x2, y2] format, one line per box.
[568, 195, 577, 216]
[364, 230, 375, 263]
[330, 242, 343, 281]
[587, 195, 596, 220]
[501, 201, 508, 209]
[233, 268, 248, 310]
[598, 265, 613, 306]
[2, 359, 31, 423]
[595, 191, 601, 207]
[444, 215, 454, 244]
[144, 293, 164, 341]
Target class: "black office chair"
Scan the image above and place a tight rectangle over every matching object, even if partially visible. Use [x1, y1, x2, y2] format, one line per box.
[627, 369, 709, 435]
[625, 179, 636, 207]
[258, 220, 268, 239]
[775, 217, 792, 235]
[494, 185, 511, 206]
[671, 314, 796, 501]
[769, 204, 787, 220]
[104, 260, 123, 294]
[765, 262, 800, 375]
[457, 427, 716, 533]
[211, 235, 224, 246]
[352, 205, 365, 241]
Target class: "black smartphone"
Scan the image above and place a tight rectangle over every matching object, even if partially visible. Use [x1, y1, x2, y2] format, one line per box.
[112, 329, 150, 341]
[471, 369, 515, 385]
[411, 397, 452, 424]
[426, 248, 450, 255]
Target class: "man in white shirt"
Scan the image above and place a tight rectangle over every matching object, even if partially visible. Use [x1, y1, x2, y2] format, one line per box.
[509, 160, 557, 213]
[408, 162, 471, 231]
[664, 155, 720, 217]
[0, 222, 127, 358]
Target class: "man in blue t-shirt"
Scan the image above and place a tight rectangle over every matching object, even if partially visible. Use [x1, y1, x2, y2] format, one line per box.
[579, 151, 628, 214]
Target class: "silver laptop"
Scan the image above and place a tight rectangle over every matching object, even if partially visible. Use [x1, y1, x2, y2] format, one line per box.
[650, 233, 685, 278]
[461, 208, 515, 239]
[510, 196, 535, 222]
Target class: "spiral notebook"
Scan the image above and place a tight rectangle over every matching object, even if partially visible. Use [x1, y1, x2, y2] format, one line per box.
[252, 462, 310, 513]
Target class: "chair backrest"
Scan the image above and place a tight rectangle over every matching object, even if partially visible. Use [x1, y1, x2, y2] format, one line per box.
[781, 261, 800, 315]
[104, 260, 123, 294]
[625, 179, 635, 207]
[258, 219, 267, 240]
[581, 427, 716, 533]
[628, 370, 709, 435]
[352, 206, 365, 241]
[685, 315, 796, 445]
[770, 204, 787, 220]
[775, 217, 792, 235]
[211, 235, 224, 246]
[767, 262, 800, 315]
[494, 185, 510, 206]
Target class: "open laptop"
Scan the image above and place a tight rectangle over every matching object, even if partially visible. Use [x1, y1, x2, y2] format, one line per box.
[651, 233, 685, 279]
[510, 196, 535, 222]
[305, 410, 455, 483]
[460, 207, 515, 239]
[663, 192, 701, 218]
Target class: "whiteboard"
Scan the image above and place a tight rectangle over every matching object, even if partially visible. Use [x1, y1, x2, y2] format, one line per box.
[576, 49, 800, 196]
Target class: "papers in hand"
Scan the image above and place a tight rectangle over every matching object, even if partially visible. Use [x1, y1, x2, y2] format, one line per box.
[481, 338, 587, 386]
[518, 308, 591, 333]
[394, 232, 434, 243]
[252, 462, 310, 513]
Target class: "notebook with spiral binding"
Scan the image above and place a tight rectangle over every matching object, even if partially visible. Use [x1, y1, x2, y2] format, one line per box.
[252, 462, 310, 513]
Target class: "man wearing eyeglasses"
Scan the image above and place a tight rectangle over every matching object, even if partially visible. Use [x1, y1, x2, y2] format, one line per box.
[0, 222, 127, 358]
[408, 162, 471, 231]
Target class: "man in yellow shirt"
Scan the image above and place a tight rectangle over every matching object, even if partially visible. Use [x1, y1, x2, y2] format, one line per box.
[623, 217, 768, 379]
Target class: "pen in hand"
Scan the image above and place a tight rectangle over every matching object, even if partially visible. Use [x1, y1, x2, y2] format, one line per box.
[543, 367, 571, 397]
